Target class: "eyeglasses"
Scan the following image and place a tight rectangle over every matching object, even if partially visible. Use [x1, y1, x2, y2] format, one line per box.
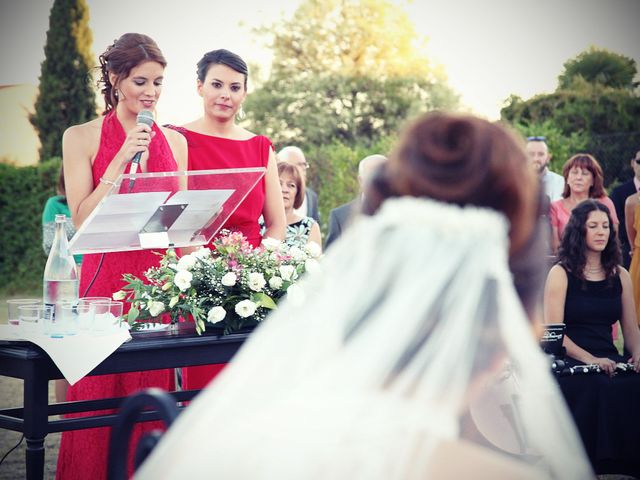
[527, 136, 546, 142]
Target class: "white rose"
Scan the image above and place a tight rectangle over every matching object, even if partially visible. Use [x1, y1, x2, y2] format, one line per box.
[235, 299, 258, 318]
[207, 306, 227, 323]
[193, 247, 211, 259]
[174, 270, 193, 291]
[261, 237, 281, 251]
[288, 245, 306, 261]
[268, 276, 283, 289]
[248, 272, 266, 292]
[305, 241, 322, 258]
[304, 258, 320, 274]
[221, 272, 237, 287]
[148, 301, 165, 317]
[286, 284, 305, 306]
[279, 265, 296, 281]
[112, 290, 126, 300]
[177, 254, 197, 271]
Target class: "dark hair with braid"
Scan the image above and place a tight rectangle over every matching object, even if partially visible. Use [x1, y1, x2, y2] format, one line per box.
[196, 49, 248, 90]
[363, 112, 546, 316]
[97, 33, 166, 114]
[558, 199, 620, 282]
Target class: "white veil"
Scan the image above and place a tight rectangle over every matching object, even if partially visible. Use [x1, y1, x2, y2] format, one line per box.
[137, 197, 592, 480]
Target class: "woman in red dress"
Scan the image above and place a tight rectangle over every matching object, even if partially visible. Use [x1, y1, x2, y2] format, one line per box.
[171, 49, 285, 390]
[56, 33, 187, 480]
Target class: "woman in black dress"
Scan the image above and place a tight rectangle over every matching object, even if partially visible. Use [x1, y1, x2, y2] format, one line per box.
[544, 199, 640, 476]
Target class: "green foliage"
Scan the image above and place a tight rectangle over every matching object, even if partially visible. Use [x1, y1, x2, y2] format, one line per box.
[30, 0, 97, 161]
[502, 87, 640, 186]
[558, 46, 638, 91]
[509, 120, 589, 174]
[246, 0, 458, 147]
[247, 74, 454, 146]
[0, 158, 61, 295]
[299, 136, 396, 234]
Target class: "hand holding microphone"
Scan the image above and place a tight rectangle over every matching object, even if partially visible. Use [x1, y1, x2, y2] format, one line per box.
[128, 110, 155, 190]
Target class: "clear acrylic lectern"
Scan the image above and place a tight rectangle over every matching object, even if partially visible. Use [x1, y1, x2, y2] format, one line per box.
[69, 168, 265, 254]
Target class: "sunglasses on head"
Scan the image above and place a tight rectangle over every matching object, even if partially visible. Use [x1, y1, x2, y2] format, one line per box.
[527, 136, 546, 142]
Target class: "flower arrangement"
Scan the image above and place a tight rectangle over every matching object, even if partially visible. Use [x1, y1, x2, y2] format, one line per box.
[117, 231, 321, 334]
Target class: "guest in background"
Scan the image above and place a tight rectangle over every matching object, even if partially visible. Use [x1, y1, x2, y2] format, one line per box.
[57, 33, 187, 480]
[624, 187, 640, 323]
[544, 199, 640, 477]
[325, 154, 387, 249]
[549, 153, 618, 254]
[42, 164, 83, 270]
[138, 113, 591, 480]
[611, 149, 640, 268]
[168, 48, 285, 392]
[42, 164, 82, 404]
[277, 146, 320, 223]
[278, 161, 321, 249]
[525, 136, 564, 202]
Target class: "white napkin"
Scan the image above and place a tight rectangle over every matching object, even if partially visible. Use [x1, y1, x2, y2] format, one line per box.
[0, 325, 132, 385]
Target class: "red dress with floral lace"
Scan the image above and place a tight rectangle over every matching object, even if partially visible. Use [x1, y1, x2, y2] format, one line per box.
[169, 127, 272, 390]
[55, 111, 177, 480]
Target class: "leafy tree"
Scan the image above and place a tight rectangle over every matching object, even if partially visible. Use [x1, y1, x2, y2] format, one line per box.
[246, 0, 458, 147]
[558, 46, 638, 91]
[30, 0, 97, 162]
[501, 54, 640, 187]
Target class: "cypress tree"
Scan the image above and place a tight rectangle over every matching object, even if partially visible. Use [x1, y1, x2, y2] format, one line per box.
[30, 0, 97, 162]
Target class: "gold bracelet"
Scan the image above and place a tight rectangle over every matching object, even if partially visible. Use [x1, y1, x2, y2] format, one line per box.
[99, 177, 117, 186]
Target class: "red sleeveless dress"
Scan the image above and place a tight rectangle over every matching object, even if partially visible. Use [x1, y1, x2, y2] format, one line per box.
[55, 112, 177, 480]
[170, 127, 272, 389]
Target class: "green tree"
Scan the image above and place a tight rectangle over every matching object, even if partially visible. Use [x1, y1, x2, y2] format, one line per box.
[246, 0, 458, 147]
[30, 0, 97, 162]
[558, 46, 638, 91]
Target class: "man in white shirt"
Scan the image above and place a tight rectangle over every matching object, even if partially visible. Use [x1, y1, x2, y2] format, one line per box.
[277, 146, 319, 222]
[525, 136, 564, 202]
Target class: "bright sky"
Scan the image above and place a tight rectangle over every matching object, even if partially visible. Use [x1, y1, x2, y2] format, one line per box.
[1, 0, 639, 123]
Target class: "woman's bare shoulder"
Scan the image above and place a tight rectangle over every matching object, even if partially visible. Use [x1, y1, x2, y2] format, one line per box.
[64, 116, 103, 142]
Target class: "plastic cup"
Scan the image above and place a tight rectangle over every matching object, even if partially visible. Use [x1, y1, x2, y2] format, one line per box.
[18, 304, 45, 334]
[58, 302, 83, 336]
[92, 300, 124, 333]
[77, 297, 109, 331]
[7, 299, 41, 326]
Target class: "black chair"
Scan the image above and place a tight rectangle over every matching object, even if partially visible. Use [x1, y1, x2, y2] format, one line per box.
[107, 388, 179, 480]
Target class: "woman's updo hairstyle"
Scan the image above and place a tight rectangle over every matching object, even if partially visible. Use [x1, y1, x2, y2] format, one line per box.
[364, 112, 544, 315]
[196, 49, 248, 90]
[97, 33, 166, 114]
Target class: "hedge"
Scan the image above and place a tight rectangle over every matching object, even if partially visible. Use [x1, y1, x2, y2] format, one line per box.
[0, 158, 60, 294]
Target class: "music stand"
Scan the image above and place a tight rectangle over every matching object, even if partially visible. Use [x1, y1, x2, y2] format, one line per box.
[69, 168, 265, 254]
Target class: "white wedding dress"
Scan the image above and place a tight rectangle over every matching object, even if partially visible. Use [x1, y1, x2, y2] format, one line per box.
[137, 197, 592, 480]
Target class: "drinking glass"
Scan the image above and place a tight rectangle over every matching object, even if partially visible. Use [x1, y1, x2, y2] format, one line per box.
[58, 301, 84, 336]
[7, 299, 41, 326]
[77, 297, 109, 331]
[18, 304, 45, 334]
[43, 303, 65, 338]
[92, 300, 124, 333]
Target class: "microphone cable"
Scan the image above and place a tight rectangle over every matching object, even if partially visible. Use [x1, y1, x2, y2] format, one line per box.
[82, 253, 106, 297]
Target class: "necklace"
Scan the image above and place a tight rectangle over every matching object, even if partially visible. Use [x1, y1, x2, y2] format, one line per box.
[584, 265, 604, 274]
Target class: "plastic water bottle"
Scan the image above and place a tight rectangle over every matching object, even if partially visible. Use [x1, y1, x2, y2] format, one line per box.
[43, 214, 79, 336]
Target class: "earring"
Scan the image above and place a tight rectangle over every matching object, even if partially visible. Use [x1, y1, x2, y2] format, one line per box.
[236, 105, 246, 121]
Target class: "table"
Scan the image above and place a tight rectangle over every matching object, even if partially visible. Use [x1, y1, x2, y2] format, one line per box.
[0, 323, 247, 480]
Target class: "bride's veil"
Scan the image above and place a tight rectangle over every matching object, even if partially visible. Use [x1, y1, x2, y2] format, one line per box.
[138, 197, 592, 480]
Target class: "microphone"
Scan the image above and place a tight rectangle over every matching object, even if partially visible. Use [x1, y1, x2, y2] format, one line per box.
[129, 110, 155, 190]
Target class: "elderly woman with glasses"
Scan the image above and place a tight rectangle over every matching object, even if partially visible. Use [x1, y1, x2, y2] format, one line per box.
[549, 153, 618, 254]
